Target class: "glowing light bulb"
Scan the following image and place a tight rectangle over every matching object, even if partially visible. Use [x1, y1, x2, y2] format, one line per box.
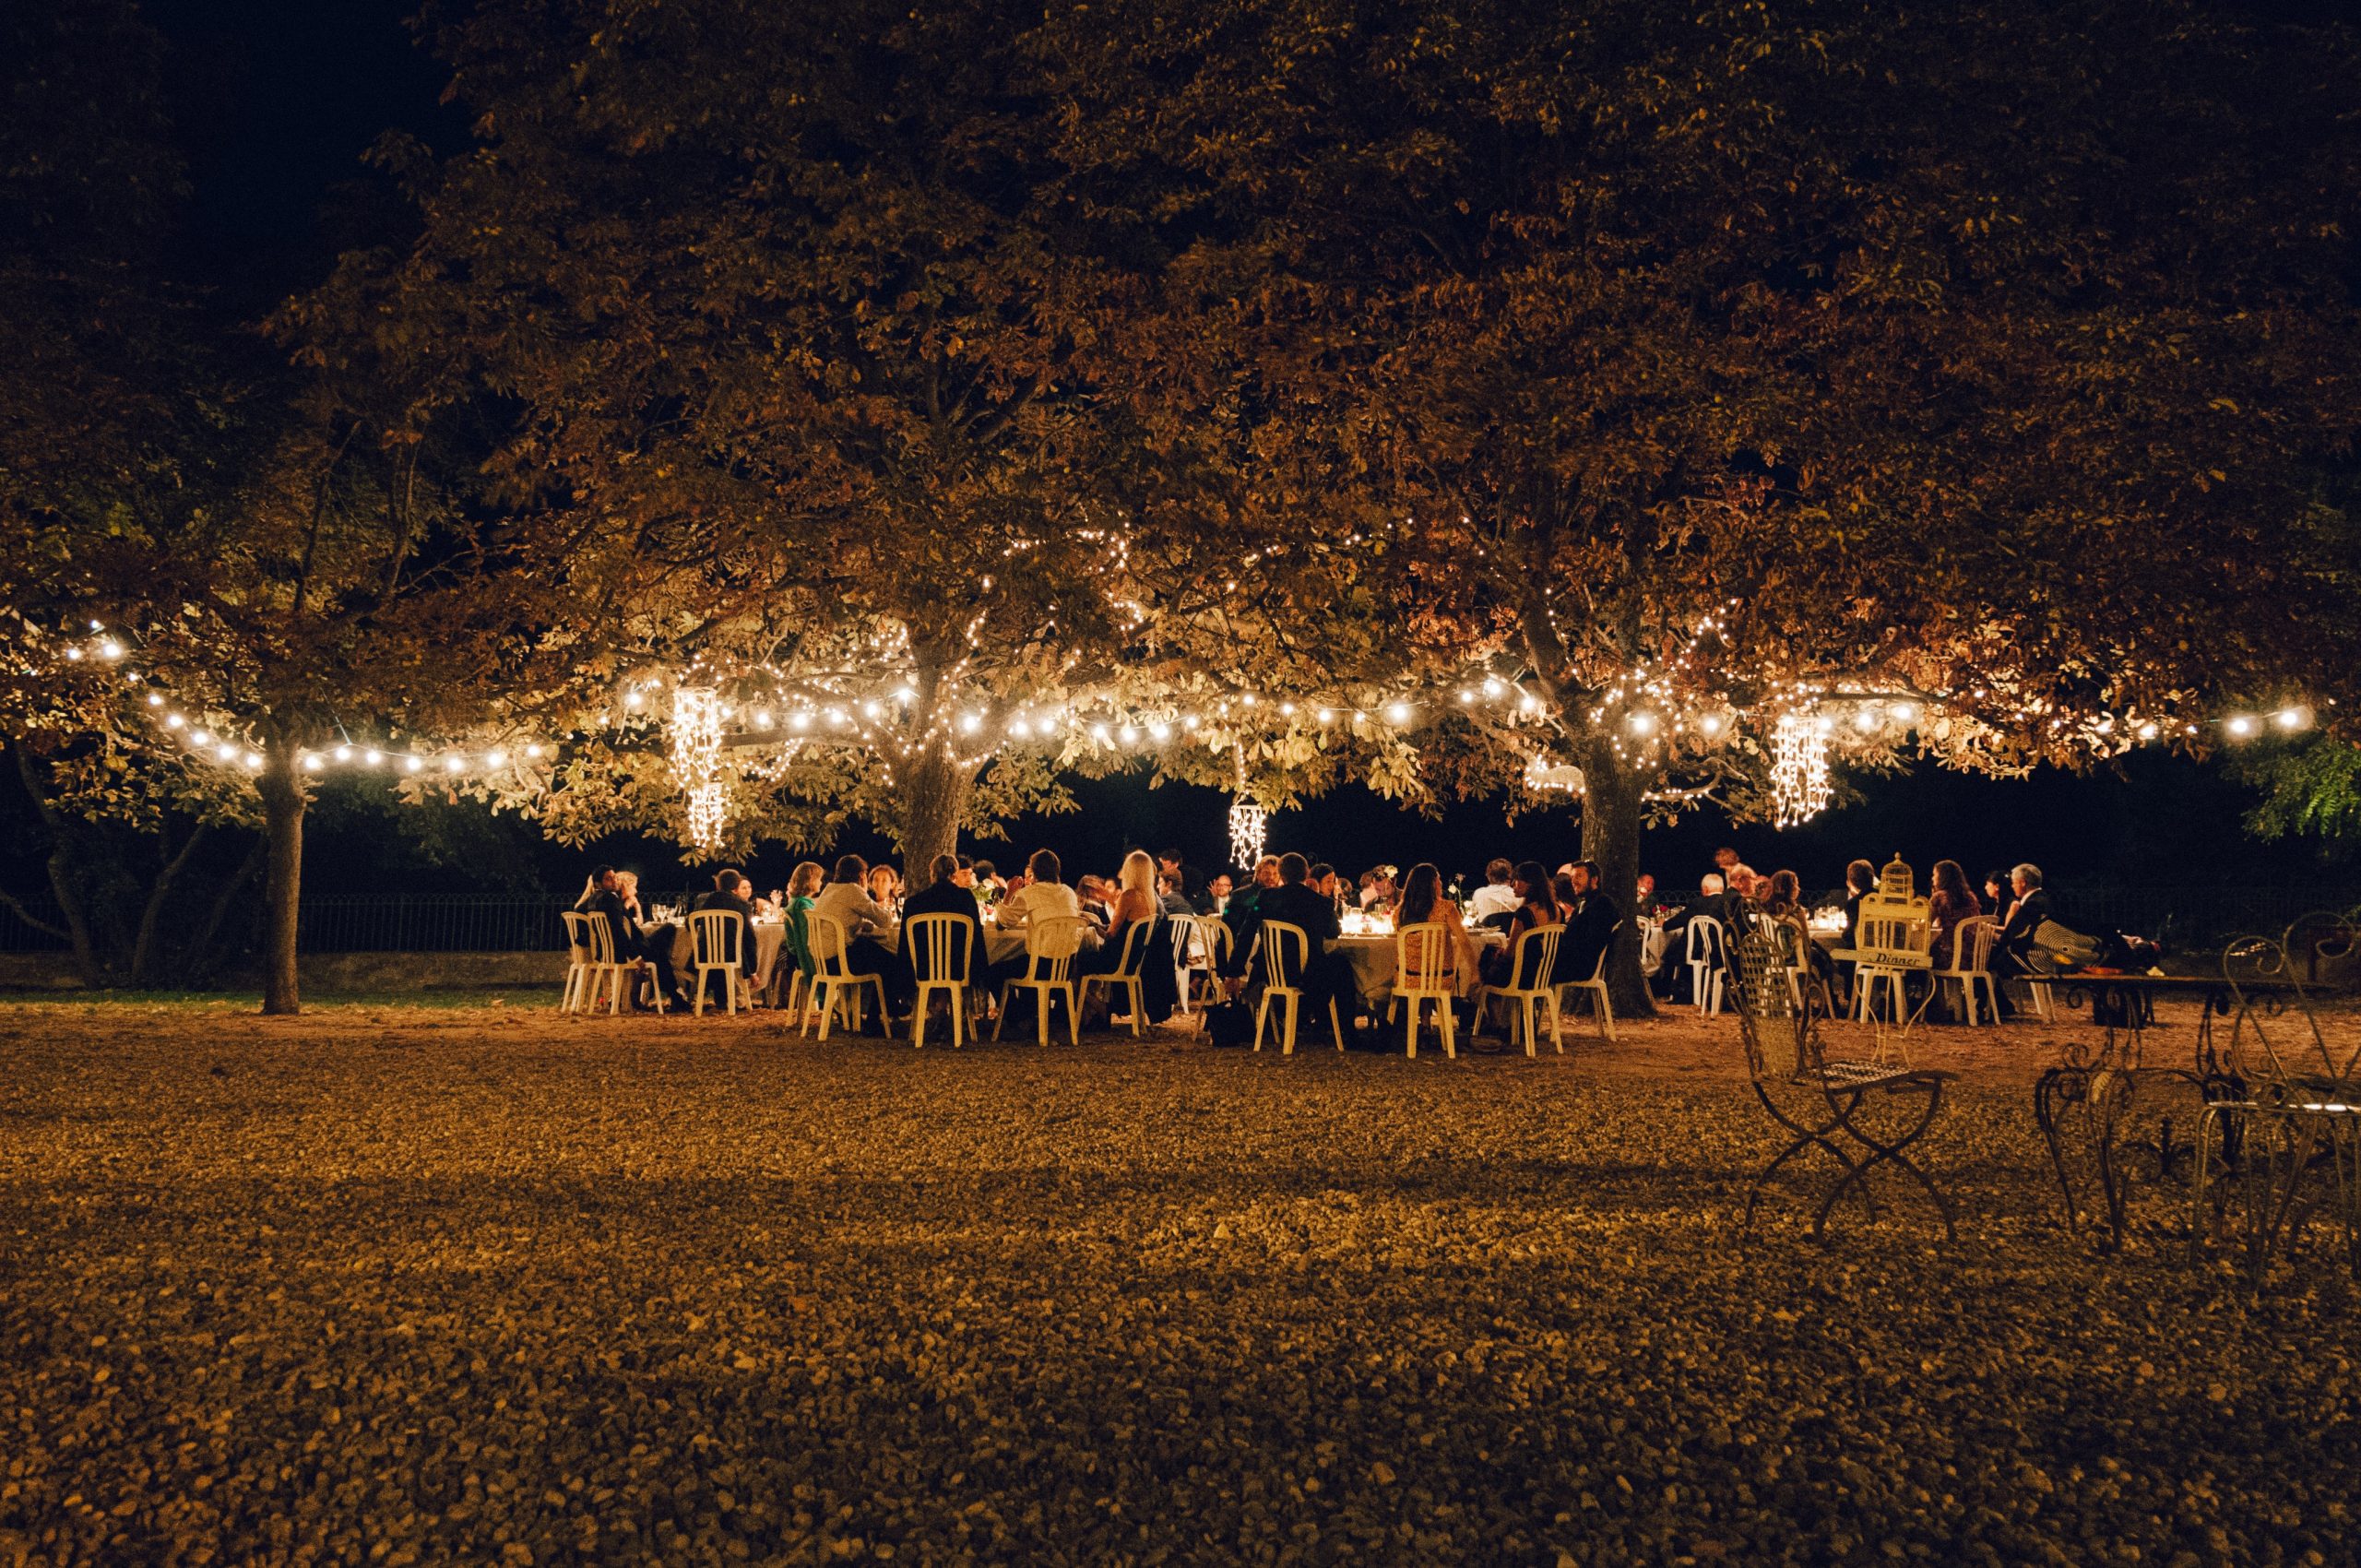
[303, 754, 323, 770]
[959, 713, 982, 734]
[1010, 719, 1032, 739]
[1518, 695, 1540, 715]
[2275, 707, 2308, 731]
[1118, 724, 1139, 744]
[624, 691, 645, 710]
[1853, 707, 1880, 732]
[1241, 694, 1258, 707]
[2226, 715, 2255, 738]
[1091, 723, 1110, 742]
[334, 746, 352, 761]
[99, 640, 122, 659]
[1813, 715, 1834, 737]
[444, 755, 465, 772]
[242, 753, 261, 769]
[1385, 702, 1411, 724]
[525, 743, 544, 758]
[1699, 714, 1723, 736]
[146, 692, 164, 707]
[1182, 715, 1200, 731]
[791, 711, 812, 731]
[65, 647, 83, 662]
[165, 714, 184, 730]
[364, 749, 383, 765]
[2136, 722, 2159, 741]
[1316, 708, 1334, 725]
[405, 755, 423, 772]
[1279, 702, 1297, 717]
[1891, 704, 1916, 724]
[753, 710, 773, 730]
[486, 750, 506, 767]
[1483, 678, 1503, 697]
[1148, 720, 1171, 742]
[1456, 689, 1474, 704]
[1630, 712, 1656, 735]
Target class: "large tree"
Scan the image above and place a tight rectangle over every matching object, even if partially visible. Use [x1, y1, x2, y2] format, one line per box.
[1045, 0, 2361, 1009]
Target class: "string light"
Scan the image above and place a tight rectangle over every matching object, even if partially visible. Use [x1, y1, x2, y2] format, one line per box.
[670, 687, 727, 849]
[1771, 712, 1833, 827]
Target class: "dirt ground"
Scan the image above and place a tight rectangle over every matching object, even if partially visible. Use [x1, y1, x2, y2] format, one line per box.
[0, 996, 2355, 1565]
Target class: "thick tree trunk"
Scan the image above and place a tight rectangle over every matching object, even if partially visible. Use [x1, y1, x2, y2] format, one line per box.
[256, 751, 306, 1015]
[1580, 740, 1658, 1021]
[896, 747, 977, 893]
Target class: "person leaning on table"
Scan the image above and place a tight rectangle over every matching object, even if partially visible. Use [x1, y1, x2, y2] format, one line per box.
[810, 855, 901, 1023]
[575, 864, 685, 1010]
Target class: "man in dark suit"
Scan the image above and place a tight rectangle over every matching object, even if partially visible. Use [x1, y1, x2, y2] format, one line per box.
[1232, 852, 1361, 1028]
[691, 868, 762, 979]
[1554, 859, 1621, 985]
[1157, 848, 1206, 911]
[575, 864, 685, 1009]
[1987, 862, 2054, 1016]
[898, 851, 984, 1007]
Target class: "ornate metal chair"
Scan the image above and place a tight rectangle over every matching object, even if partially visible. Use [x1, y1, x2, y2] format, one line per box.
[2193, 912, 2360, 1283]
[1730, 931, 1957, 1243]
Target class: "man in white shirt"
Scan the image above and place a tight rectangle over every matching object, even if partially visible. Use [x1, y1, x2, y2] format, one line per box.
[1467, 859, 1519, 922]
[999, 849, 1083, 929]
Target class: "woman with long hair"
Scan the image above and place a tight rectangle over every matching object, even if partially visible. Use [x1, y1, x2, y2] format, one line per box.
[1477, 860, 1561, 992]
[1394, 861, 1479, 998]
[1928, 859, 1982, 958]
[1076, 849, 1162, 998]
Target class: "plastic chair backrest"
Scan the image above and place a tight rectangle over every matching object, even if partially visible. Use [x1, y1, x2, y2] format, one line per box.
[1583, 919, 1625, 982]
[562, 909, 593, 962]
[1259, 920, 1311, 990]
[1394, 921, 1456, 992]
[1023, 916, 1086, 983]
[808, 913, 860, 978]
[1507, 922, 1564, 991]
[1111, 917, 1154, 978]
[906, 910, 975, 985]
[689, 907, 742, 968]
[1948, 916, 1996, 974]
[1195, 916, 1232, 969]
[576, 909, 621, 966]
[1687, 913, 1726, 965]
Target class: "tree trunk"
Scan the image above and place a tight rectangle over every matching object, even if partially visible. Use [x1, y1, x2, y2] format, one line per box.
[129, 823, 208, 986]
[14, 745, 106, 985]
[896, 747, 977, 893]
[1580, 740, 1658, 1020]
[256, 750, 306, 1015]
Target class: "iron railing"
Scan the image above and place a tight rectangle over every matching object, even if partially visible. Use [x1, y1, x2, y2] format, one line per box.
[294, 898, 570, 954]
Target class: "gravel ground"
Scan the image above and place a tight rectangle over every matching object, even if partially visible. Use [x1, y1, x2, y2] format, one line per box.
[0, 1000, 2355, 1566]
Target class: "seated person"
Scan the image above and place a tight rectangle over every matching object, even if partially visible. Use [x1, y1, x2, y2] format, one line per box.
[1393, 862, 1477, 994]
[1552, 859, 1620, 985]
[689, 867, 763, 982]
[575, 864, 684, 1009]
[1467, 859, 1519, 923]
[1230, 852, 1359, 1028]
[1651, 873, 1746, 997]
[809, 855, 899, 1017]
[1079, 850, 1161, 980]
[1987, 862, 2053, 1017]
[898, 851, 984, 1006]
[1217, 856, 1285, 979]
[866, 863, 904, 922]
[1477, 861, 1561, 993]
[1157, 871, 1194, 917]
[988, 849, 1091, 994]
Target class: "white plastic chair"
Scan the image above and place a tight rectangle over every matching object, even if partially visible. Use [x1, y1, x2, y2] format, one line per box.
[1252, 920, 1345, 1054]
[995, 915, 1086, 1046]
[906, 910, 977, 1048]
[560, 910, 598, 1013]
[1475, 923, 1565, 1056]
[1932, 917, 2000, 1027]
[1080, 919, 1156, 1037]
[1557, 919, 1622, 1043]
[1179, 916, 1232, 1015]
[688, 908, 751, 1016]
[1386, 921, 1464, 1058]
[804, 912, 889, 1040]
[1686, 915, 1727, 1016]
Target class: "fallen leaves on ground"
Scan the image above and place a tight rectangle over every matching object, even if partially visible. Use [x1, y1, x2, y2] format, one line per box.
[0, 1002, 2353, 1565]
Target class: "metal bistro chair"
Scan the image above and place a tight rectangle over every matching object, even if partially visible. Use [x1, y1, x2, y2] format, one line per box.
[1931, 916, 2000, 1028]
[804, 912, 890, 1041]
[1081, 918, 1157, 1038]
[1730, 931, 1957, 1243]
[994, 915, 1086, 1047]
[1557, 919, 1623, 1044]
[906, 910, 978, 1049]
[1252, 920, 1347, 1055]
[688, 908, 753, 1016]
[1474, 922, 1566, 1057]
[1686, 914, 1728, 1016]
[2193, 914, 2361, 1284]
[1386, 921, 1464, 1059]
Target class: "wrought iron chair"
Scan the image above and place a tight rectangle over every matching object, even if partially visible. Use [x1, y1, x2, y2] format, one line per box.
[2193, 912, 2361, 1283]
[1730, 931, 1957, 1243]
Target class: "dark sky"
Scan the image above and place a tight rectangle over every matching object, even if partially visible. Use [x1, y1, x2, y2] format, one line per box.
[115, 0, 2353, 910]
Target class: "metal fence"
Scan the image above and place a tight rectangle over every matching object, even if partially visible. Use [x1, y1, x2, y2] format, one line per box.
[294, 898, 571, 954]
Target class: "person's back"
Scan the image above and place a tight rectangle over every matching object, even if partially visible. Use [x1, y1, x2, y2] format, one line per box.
[812, 860, 891, 944]
[900, 857, 982, 980]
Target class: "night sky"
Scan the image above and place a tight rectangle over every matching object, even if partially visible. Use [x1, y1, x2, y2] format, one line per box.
[107, 0, 2355, 909]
